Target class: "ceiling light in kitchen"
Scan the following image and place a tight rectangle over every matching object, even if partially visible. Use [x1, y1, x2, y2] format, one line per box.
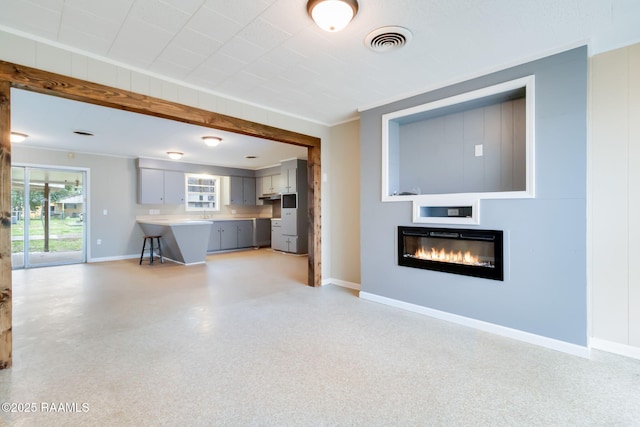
[167, 151, 183, 160]
[307, 0, 358, 32]
[202, 136, 222, 147]
[10, 132, 28, 143]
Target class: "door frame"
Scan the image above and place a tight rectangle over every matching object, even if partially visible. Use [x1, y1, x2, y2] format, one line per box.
[12, 163, 89, 268]
[0, 60, 322, 369]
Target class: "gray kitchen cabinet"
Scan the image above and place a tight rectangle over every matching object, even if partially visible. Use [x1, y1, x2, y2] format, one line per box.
[254, 219, 271, 247]
[237, 221, 253, 248]
[220, 222, 238, 249]
[255, 176, 264, 198]
[262, 174, 279, 194]
[277, 159, 308, 254]
[163, 170, 185, 204]
[281, 235, 298, 253]
[138, 168, 185, 204]
[280, 167, 297, 193]
[208, 225, 222, 251]
[271, 219, 285, 252]
[229, 176, 256, 205]
[208, 220, 255, 251]
[282, 210, 297, 235]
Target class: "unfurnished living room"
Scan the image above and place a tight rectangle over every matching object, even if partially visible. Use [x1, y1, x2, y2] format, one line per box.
[1, 1, 640, 426]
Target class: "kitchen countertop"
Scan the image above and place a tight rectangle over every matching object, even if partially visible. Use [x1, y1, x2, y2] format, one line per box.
[136, 217, 271, 226]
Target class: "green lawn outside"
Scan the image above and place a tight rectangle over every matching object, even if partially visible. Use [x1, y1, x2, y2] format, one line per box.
[12, 216, 84, 252]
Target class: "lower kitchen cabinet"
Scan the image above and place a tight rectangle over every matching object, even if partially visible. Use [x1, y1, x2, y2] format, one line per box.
[271, 219, 285, 251]
[208, 220, 254, 251]
[271, 219, 299, 253]
[281, 235, 298, 253]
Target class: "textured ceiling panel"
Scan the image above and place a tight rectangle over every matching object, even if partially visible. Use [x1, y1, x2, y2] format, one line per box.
[1, 0, 639, 128]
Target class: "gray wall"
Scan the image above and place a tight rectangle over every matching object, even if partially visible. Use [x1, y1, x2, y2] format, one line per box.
[360, 47, 587, 346]
[397, 99, 526, 194]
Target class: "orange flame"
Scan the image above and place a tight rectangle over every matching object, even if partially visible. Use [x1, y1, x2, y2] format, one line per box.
[414, 247, 480, 266]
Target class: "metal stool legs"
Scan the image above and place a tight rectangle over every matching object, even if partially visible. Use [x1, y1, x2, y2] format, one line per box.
[140, 235, 163, 265]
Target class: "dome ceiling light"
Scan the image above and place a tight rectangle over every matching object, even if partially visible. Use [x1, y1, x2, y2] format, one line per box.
[167, 151, 183, 160]
[202, 136, 222, 147]
[307, 0, 358, 32]
[10, 132, 28, 143]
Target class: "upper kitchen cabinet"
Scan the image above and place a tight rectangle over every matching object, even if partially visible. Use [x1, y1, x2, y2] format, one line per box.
[138, 168, 185, 204]
[163, 170, 186, 204]
[229, 176, 256, 205]
[262, 174, 280, 195]
[280, 159, 307, 193]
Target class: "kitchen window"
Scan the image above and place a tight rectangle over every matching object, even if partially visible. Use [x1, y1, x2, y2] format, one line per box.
[185, 173, 220, 212]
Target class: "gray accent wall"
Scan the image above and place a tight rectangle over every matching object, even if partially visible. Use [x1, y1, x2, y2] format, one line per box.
[397, 98, 526, 194]
[360, 47, 587, 346]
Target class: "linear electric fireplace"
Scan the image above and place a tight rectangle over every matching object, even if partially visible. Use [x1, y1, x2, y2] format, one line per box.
[398, 226, 504, 281]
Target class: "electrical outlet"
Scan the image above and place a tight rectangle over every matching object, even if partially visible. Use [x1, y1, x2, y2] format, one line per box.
[97, 239, 102, 245]
[231, 209, 237, 214]
[475, 144, 483, 157]
[103, 209, 108, 215]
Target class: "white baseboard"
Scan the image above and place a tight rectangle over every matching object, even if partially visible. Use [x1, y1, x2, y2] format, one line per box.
[590, 337, 640, 360]
[359, 291, 590, 359]
[88, 254, 139, 263]
[322, 278, 361, 290]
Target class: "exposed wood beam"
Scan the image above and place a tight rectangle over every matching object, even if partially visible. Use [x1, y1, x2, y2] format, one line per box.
[0, 60, 319, 148]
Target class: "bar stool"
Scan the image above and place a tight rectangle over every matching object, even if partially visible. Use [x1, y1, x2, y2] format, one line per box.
[140, 235, 163, 265]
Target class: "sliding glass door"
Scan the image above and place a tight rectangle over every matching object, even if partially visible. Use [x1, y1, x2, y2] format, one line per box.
[11, 165, 87, 268]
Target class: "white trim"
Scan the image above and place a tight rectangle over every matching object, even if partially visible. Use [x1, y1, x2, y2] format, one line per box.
[88, 254, 139, 263]
[412, 196, 480, 225]
[322, 278, 361, 290]
[359, 291, 590, 358]
[381, 76, 536, 204]
[590, 338, 640, 360]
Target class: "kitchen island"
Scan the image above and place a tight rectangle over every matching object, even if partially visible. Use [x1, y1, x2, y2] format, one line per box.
[137, 219, 212, 265]
[137, 217, 272, 265]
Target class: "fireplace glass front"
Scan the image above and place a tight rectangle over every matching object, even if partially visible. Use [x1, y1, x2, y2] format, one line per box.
[398, 226, 503, 281]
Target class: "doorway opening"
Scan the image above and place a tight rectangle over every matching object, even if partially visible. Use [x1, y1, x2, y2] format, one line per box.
[11, 165, 87, 268]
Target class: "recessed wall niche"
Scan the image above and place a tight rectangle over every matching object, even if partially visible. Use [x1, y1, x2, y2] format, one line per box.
[381, 76, 535, 205]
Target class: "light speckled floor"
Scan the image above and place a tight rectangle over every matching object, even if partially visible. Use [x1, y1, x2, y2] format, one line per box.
[2, 248, 639, 426]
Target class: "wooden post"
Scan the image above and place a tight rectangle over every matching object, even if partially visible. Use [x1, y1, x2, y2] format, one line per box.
[0, 80, 12, 369]
[308, 145, 321, 287]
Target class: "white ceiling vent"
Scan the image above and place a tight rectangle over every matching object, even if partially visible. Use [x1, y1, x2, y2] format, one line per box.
[365, 26, 412, 52]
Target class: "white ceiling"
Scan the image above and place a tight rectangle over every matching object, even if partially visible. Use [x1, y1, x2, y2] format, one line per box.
[2, 0, 640, 166]
[10, 88, 307, 169]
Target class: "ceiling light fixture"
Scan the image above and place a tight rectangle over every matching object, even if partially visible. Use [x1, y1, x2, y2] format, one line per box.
[167, 151, 183, 160]
[10, 132, 28, 143]
[307, 0, 358, 32]
[202, 136, 222, 147]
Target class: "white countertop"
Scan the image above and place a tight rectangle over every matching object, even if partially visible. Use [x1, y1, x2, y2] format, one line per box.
[136, 217, 272, 226]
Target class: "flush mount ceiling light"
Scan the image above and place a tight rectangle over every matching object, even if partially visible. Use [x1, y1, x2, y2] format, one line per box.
[307, 0, 358, 32]
[10, 132, 28, 143]
[202, 136, 222, 147]
[167, 151, 183, 160]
